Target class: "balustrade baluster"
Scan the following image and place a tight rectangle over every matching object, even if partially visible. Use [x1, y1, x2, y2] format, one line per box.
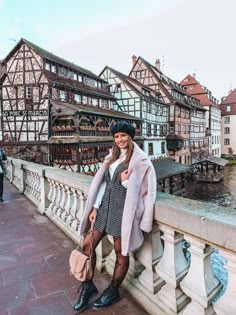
[69, 189, 80, 228]
[58, 184, 67, 218]
[155, 225, 190, 314]
[137, 223, 165, 294]
[47, 179, 55, 212]
[180, 237, 222, 315]
[214, 250, 236, 315]
[62, 186, 72, 222]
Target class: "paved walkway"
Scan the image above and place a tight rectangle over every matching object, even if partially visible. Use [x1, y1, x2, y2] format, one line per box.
[0, 180, 148, 315]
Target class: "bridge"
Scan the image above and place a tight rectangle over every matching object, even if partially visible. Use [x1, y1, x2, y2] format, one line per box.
[1, 158, 236, 315]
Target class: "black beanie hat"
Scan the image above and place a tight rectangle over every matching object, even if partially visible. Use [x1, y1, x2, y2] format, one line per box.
[110, 122, 135, 139]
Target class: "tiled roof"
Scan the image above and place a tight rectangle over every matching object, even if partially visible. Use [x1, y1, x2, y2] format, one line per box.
[23, 39, 105, 81]
[50, 99, 141, 120]
[180, 74, 219, 108]
[45, 71, 115, 100]
[220, 103, 236, 116]
[221, 89, 236, 105]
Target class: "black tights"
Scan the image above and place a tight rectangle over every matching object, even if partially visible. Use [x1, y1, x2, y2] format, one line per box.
[82, 229, 129, 287]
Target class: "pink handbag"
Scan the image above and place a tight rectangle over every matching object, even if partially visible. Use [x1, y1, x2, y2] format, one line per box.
[69, 224, 94, 282]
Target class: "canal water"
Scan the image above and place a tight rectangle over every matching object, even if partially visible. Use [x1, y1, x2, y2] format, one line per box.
[184, 165, 236, 298]
[185, 164, 236, 208]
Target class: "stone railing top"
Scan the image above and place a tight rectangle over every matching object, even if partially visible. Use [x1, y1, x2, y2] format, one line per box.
[155, 192, 236, 252]
[8, 157, 93, 194]
[8, 157, 236, 253]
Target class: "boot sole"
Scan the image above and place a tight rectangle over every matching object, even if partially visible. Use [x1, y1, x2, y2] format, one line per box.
[93, 296, 120, 310]
[74, 289, 99, 313]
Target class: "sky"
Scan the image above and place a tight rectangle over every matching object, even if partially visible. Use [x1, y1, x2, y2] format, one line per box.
[0, 0, 235, 100]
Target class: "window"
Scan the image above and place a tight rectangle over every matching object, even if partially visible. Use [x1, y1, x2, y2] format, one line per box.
[136, 71, 145, 79]
[51, 65, 56, 73]
[225, 116, 230, 123]
[59, 90, 67, 101]
[224, 127, 230, 134]
[147, 102, 152, 113]
[25, 86, 32, 99]
[143, 89, 150, 96]
[101, 100, 108, 108]
[169, 123, 174, 134]
[148, 143, 153, 155]
[74, 94, 82, 103]
[161, 142, 165, 154]
[224, 138, 230, 145]
[92, 98, 99, 106]
[178, 124, 181, 134]
[170, 105, 174, 117]
[78, 74, 83, 82]
[226, 105, 231, 112]
[147, 123, 151, 135]
[154, 125, 157, 135]
[45, 62, 50, 71]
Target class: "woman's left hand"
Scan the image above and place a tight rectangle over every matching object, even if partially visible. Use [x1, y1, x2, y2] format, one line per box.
[121, 169, 132, 182]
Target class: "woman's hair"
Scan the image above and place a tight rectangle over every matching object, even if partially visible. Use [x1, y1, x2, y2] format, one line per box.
[106, 136, 134, 167]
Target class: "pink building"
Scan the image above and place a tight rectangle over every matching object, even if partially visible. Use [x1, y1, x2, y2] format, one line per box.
[221, 89, 236, 157]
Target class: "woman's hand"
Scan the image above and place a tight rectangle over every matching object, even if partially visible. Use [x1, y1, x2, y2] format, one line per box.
[121, 169, 132, 182]
[88, 207, 97, 224]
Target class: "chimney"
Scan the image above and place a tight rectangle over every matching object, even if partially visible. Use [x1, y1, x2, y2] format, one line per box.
[155, 58, 160, 70]
[132, 55, 137, 66]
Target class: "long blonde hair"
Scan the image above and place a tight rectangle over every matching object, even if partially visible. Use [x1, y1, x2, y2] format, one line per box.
[107, 136, 134, 167]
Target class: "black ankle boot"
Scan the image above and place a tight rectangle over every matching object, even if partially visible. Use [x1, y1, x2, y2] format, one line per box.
[93, 285, 120, 309]
[74, 281, 98, 313]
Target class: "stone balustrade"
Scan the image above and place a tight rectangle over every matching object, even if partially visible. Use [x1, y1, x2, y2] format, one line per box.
[6, 158, 236, 315]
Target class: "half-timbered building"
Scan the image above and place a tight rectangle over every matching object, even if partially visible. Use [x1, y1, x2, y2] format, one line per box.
[100, 66, 168, 159]
[180, 74, 221, 158]
[0, 39, 141, 170]
[129, 56, 207, 165]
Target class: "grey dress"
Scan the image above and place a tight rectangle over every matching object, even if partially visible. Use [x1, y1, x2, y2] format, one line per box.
[94, 163, 128, 237]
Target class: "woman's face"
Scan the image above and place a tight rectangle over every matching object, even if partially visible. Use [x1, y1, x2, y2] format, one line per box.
[114, 132, 130, 149]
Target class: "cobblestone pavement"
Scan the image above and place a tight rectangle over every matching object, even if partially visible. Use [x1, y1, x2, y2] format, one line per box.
[0, 180, 148, 315]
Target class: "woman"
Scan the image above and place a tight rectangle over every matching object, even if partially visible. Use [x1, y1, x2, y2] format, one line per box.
[74, 122, 157, 313]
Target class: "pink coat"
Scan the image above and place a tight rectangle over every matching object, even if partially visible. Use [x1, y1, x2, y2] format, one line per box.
[78, 142, 157, 256]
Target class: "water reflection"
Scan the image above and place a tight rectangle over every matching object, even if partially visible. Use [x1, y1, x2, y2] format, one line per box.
[185, 165, 236, 208]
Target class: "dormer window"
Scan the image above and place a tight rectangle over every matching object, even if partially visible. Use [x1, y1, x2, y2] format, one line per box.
[143, 89, 150, 96]
[226, 105, 231, 112]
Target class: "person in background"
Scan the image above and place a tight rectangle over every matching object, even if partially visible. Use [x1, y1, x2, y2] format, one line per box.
[74, 122, 157, 313]
[0, 147, 7, 202]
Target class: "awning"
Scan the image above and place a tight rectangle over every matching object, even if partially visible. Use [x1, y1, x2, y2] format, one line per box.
[152, 159, 190, 181]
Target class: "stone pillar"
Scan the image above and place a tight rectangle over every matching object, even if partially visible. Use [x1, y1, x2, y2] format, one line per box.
[213, 250, 236, 315]
[155, 225, 190, 314]
[136, 223, 165, 294]
[180, 236, 222, 315]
